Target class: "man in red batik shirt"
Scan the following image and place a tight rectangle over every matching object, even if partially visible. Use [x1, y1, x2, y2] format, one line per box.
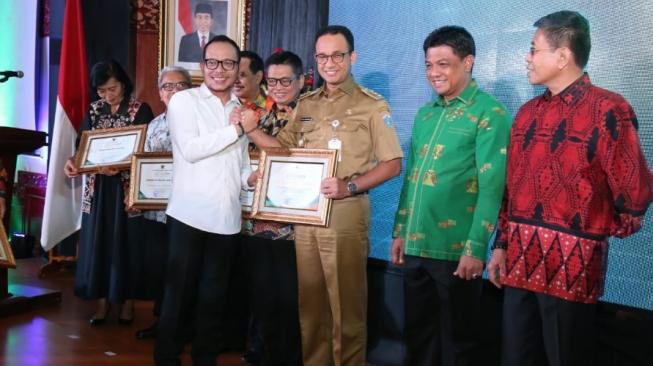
[487, 10, 653, 366]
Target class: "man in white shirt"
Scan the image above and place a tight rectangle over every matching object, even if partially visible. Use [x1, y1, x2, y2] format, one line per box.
[154, 35, 255, 366]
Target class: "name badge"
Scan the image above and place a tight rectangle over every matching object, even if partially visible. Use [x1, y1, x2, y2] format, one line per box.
[328, 138, 342, 161]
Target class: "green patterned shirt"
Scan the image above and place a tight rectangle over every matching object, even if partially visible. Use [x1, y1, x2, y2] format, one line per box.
[393, 80, 511, 261]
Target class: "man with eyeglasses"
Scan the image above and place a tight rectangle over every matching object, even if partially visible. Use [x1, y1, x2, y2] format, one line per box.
[241, 25, 403, 366]
[487, 11, 652, 366]
[154, 35, 257, 366]
[133, 66, 191, 341]
[239, 49, 305, 366]
[178, 3, 216, 63]
[390, 26, 511, 366]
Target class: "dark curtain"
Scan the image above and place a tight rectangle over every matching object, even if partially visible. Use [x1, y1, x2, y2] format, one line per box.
[82, 0, 131, 78]
[248, 0, 329, 85]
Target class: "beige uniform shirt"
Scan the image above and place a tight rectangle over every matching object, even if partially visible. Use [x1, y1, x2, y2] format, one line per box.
[277, 76, 403, 180]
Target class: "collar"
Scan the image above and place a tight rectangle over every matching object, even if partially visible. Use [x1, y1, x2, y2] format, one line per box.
[433, 79, 479, 107]
[100, 96, 131, 115]
[319, 75, 357, 97]
[199, 83, 240, 105]
[542, 72, 591, 105]
[271, 100, 297, 114]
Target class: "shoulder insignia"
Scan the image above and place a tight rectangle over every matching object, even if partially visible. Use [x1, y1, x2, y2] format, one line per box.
[360, 86, 384, 101]
[298, 89, 320, 100]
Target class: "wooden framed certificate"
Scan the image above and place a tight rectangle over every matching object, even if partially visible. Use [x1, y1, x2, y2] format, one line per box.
[251, 148, 337, 226]
[74, 125, 147, 173]
[127, 152, 173, 210]
[0, 220, 16, 269]
[240, 150, 260, 217]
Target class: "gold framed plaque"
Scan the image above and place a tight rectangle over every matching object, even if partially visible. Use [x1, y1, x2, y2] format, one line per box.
[74, 125, 147, 173]
[251, 148, 337, 226]
[240, 150, 260, 217]
[127, 152, 174, 210]
[0, 220, 16, 269]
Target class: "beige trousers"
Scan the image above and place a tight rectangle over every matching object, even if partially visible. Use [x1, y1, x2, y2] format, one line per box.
[294, 195, 370, 366]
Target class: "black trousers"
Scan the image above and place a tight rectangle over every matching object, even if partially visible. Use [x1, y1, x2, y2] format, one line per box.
[403, 255, 484, 366]
[244, 235, 302, 366]
[154, 216, 239, 366]
[141, 218, 168, 317]
[502, 286, 597, 366]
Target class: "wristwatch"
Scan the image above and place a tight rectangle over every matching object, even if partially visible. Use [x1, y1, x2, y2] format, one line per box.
[346, 180, 358, 195]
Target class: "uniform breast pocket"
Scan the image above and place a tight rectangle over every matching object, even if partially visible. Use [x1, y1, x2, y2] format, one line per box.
[338, 120, 369, 159]
[291, 122, 321, 147]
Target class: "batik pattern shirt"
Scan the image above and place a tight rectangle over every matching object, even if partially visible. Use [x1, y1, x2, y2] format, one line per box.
[393, 80, 511, 261]
[242, 103, 294, 240]
[143, 113, 171, 223]
[496, 74, 653, 303]
[80, 97, 152, 213]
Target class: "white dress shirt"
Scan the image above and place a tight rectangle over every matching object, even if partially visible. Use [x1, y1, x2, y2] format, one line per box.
[166, 83, 251, 234]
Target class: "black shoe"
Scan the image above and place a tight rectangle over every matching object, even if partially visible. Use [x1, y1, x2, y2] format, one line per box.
[89, 304, 111, 326]
[135, 322, 158, 339]
[241, 350, 261, 365]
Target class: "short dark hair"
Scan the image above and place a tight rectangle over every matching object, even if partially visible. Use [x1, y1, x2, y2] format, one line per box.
[195, 3, 213, 17]
[265, 51, 303, 77]
[241, 50, 264, 76]
[423, 26, 476, 59]
[89, 60, 133, 99]
[315, 25, 355, 52]
[202, 35, 241, 63]
[534, 10, 591, 68]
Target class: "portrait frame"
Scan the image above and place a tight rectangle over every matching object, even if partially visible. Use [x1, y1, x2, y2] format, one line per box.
[240, 150, 260, 218]
[159, 0, 248, 84]
[251, 148, 338, 226]
[74, 125, 148, 174]
[0, 220, 16, 269]
[127, 152, 174, 210]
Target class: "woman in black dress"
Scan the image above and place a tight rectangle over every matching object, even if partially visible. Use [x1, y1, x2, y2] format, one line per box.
[64, 60, 153, 325]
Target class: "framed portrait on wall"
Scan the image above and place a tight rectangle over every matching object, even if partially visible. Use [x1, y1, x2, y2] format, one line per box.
[159, 0, 248, 83]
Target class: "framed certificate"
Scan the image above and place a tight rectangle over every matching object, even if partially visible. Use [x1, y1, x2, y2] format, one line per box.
[74, 125, 148, 173]
[240, 150, 259, 217]
[127, 152, 174, 210]
[251, 148, 337, 226]
[0, 220, 16, 269]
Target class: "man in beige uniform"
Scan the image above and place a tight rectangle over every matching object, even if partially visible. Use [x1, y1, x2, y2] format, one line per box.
[240, 25, 403, 366]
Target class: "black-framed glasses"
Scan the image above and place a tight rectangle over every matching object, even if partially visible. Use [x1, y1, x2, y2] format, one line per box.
[314, 52, 350, 64]
[529, 47, 556, 56]
[204, 58, 238, 70]
[160, 82, 191, 91]
[267, 77, 297, 87]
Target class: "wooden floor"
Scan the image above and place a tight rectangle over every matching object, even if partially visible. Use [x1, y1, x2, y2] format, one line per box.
[0, 258, 247, 366]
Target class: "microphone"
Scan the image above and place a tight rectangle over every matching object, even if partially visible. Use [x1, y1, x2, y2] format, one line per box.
[0, 70, 24, 82]
[0, 71, 24, 78]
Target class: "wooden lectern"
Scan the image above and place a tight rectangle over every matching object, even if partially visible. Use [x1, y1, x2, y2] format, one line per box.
[0, 126, 62, 316]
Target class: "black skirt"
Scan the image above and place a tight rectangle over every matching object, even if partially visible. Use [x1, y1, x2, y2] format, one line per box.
[74, 174, 145, 302]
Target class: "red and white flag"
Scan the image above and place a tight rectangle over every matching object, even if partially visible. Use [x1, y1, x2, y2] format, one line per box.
[41, 0, 88, 251]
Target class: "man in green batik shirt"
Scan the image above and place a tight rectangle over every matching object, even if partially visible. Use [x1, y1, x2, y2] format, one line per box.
[391, 26, 511, 366]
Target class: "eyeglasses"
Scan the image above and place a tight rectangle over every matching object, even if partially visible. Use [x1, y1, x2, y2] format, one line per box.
[314, 52, 350, 64]
[160, 82, 191, 91]
[529, 47, 556, 56]
[267, 77, 296, 87]
[204, 58, 238, 70]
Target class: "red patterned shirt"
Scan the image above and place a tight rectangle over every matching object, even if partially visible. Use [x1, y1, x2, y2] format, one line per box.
[496, 74, 653, 303]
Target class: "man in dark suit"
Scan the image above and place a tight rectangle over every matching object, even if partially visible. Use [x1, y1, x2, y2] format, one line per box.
[178, 3, 216, 63]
